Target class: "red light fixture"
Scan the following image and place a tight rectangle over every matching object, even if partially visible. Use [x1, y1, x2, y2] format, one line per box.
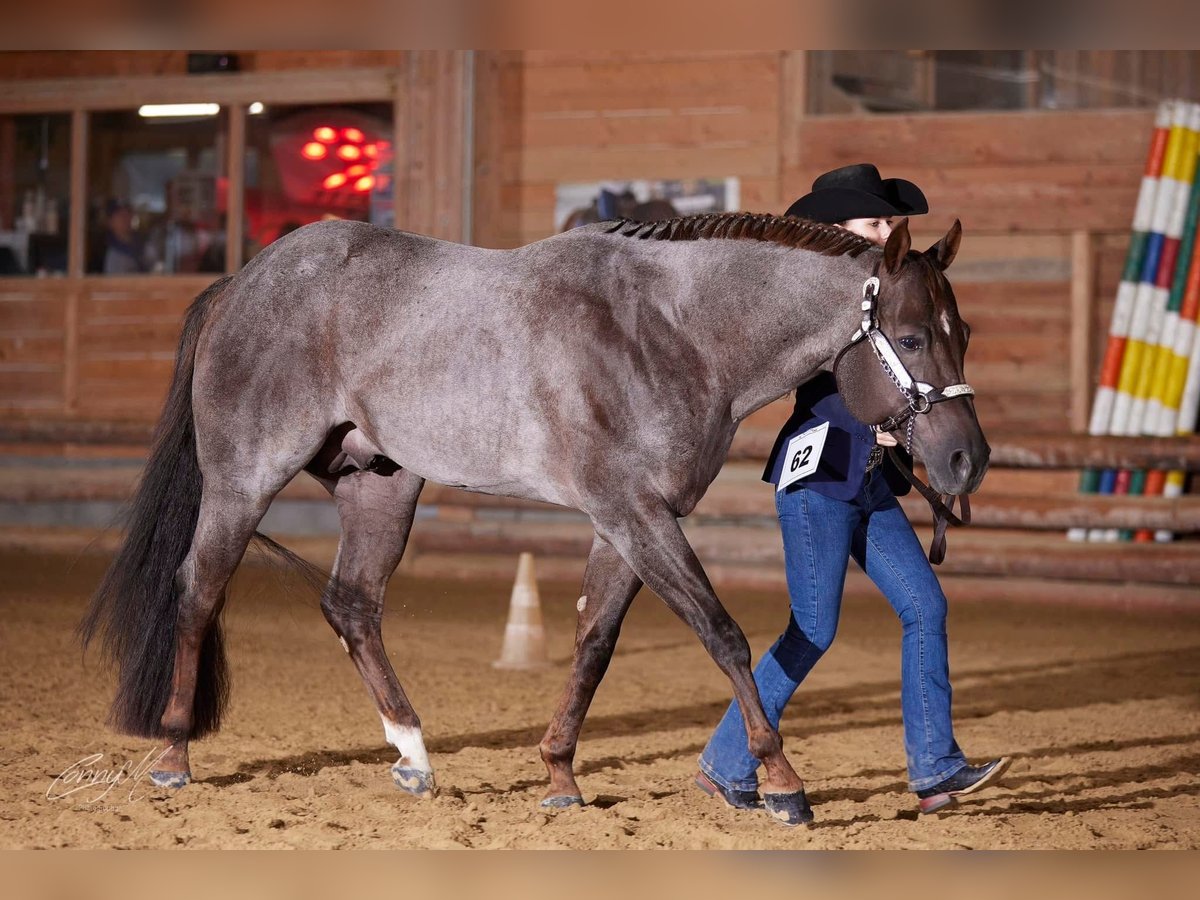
[342, 127, 365, 143]
[336, 145, 362, 161]
[353, 175, 375, 192]
[301, 141, 327, 160]
[363, 144, 379, 159]
[313, 126, 336, 143]
[323, 172, 348, 190]
[345, 164, 368, 177]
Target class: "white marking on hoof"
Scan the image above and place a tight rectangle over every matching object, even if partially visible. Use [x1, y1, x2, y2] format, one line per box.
[149, 770, 192, 789]
[576, 595, 587, 612]
[339, 636, 350, 654]
[381, 716, 432, 774]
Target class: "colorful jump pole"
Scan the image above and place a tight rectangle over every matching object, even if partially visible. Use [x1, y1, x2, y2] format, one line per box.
[1127, 106, 1200, 435]
[1078, 100, 1181, 541]
[1149, 223, 1200, 541]
[1123, 103, 1200, 540]
[1071, 101, 1173, 542]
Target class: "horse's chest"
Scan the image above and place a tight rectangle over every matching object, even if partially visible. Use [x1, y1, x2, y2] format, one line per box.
[657, 421, 736, 515]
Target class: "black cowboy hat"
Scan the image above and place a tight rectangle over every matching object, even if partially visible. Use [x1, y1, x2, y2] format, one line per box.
[784, 163, 928, 224]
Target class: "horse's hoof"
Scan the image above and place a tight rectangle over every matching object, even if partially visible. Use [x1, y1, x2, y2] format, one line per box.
[149, 770, 192, 789]
[763, 790, 814, 827]
[540, 794, 584, 809]
[391, 764, 437, 799]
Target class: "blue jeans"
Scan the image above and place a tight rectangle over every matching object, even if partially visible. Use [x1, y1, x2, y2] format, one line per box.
[699, 469, 967, 793]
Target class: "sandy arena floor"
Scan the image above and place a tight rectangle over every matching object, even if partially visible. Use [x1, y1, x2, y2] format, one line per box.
[1, 547, 1198, 849]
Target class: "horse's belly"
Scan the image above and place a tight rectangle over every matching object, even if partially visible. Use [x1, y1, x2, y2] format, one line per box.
[348, 402, 570, 508]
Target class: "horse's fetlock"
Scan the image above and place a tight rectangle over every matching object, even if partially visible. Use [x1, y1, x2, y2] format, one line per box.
[748, 728, 783, 762]
[539, 737, 574, 767]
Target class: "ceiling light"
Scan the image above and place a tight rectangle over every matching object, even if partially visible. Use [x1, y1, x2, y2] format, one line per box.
[138, 103, 220, 118]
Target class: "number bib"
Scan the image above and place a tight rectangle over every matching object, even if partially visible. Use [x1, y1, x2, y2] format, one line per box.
[776, 421, 829, 492]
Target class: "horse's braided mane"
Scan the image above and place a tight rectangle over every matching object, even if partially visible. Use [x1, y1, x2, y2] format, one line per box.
[603, 212, 877, 258]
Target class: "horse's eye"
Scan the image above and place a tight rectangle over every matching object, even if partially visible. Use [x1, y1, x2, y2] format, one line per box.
[898, 336, 923, 352]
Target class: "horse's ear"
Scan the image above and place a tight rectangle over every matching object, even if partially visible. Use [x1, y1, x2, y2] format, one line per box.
[883, 217, 911, 275]
[925, 219, 962, 271]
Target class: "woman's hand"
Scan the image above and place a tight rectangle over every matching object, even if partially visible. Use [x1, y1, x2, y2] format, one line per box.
[873, 426, 899, 447]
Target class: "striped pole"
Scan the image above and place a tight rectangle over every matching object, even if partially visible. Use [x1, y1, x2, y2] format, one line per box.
[1071, 101, 1173, 541]
[1128, 106, 1200, 434]
[1136, 115, 1200, 540]
[1089, 102, 1190, 542]
[1159, 257, 1200, 538]
[1123, 103, 1200, 540]
[1150, 222, 1200, 540]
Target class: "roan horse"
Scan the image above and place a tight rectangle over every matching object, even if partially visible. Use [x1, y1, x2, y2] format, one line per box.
[81, 212, 987, 825]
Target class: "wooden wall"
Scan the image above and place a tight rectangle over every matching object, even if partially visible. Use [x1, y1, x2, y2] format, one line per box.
[471, 51, 1156, 436]
[0, 51, 1166, 435]
[0, 277, 210, 420]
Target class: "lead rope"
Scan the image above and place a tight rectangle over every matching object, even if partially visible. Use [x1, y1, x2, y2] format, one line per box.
[885, 446, 971, 565]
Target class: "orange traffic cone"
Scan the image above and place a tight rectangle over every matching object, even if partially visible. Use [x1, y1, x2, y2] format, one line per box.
[493, 552, 550, 669]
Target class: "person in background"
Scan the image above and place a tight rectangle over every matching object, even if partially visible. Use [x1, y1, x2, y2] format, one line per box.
[695, 164, 1010, 823]
[102, 199, 148, 275]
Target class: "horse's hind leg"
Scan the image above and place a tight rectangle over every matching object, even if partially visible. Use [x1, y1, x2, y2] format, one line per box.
[152, 485, 277, 787]
[318, 468, 435, 797]
[539, 534, 641, 808]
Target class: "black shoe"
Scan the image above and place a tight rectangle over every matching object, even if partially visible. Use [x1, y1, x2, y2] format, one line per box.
[695, 771, 763, 810]
[915, 757, 1012, 814]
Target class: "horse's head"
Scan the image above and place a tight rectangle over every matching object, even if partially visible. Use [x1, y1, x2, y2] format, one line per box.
[833, 219, 989, 495]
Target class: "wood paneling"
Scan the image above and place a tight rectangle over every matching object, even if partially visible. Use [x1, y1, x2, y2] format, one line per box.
[491, 51, 782, 245]
[74, 278, 210, 418]
[0, 282, 65, 413]
[392, 51, 468, 242]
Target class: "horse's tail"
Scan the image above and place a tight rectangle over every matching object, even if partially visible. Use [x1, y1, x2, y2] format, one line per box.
[80, 274, 234, 739]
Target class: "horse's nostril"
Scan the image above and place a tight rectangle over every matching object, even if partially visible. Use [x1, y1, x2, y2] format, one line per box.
[950, 449, 973, 484]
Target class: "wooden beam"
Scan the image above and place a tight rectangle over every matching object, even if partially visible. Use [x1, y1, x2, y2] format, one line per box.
[778, 51, 807, 181]
[0, 417, 153, 445]
[0, 68, 396, 114]
[729, 429, 1200, 470]
[935, 541, 1200, 586]
[987, 434, 1200, 470]
[392, 58, 412, 233]
[225, 104, 246, 273]
[66, 109, 86, 278]
[1069, 229, 1096, 432]
[470, 52, 507, 248]
[389, 52, 468, 241]
[899, 492, 1200, 532]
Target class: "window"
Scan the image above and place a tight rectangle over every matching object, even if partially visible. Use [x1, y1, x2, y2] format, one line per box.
[243, 103, 393, 261]
[87, 108, 227, 275]
[0, 113, 71, 276]
[809, 51, 1200, 115]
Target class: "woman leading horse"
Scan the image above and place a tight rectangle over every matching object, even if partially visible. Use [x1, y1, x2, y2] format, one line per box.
[695, 165, 1010, 821]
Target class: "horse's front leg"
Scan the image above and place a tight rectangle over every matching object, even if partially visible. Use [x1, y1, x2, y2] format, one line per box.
[539, 533, 641, 808]
[597, 499, 813, 826]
